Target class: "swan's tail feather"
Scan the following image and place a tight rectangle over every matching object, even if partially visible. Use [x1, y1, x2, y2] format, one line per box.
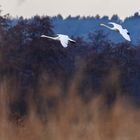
[69, 38, 76, 43]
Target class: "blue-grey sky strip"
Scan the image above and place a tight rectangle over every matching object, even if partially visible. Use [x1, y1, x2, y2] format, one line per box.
[0, 0, 139, 19]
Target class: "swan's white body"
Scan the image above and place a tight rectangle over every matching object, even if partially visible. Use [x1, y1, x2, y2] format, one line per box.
[41, 34, 76, 48]
[100, 22, 131, 41]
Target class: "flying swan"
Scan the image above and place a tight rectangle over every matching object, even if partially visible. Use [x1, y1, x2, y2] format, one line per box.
[100, 22, 131, 41]
[41, 34, 76, 48]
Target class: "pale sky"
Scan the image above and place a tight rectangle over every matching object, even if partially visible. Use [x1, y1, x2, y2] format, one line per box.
[0, 0, 140, 19]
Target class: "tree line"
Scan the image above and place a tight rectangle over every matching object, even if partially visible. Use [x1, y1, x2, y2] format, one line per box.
[0, 11, 140, 118]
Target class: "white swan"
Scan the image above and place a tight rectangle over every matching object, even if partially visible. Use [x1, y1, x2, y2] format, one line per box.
[41, 34, 76, 48]
[100, 22, 131, 41]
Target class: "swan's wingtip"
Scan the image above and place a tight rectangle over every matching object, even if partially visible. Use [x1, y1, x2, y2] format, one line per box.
[126, 37, 131, 42]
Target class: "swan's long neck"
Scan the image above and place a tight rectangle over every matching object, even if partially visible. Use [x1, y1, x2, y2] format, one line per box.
[100, 24, 113, 30]
[41, 35, 58, 40]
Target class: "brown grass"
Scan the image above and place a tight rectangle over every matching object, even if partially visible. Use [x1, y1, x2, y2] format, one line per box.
[0, 67, 140, 140]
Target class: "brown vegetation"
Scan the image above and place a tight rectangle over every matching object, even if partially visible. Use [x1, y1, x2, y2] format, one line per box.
[0, 67, 139, 140]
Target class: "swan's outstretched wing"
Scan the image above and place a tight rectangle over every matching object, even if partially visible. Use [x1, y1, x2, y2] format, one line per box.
[59, 35, 69, 48]
[60, 38, 76, 47]
[58, 34, 76, 47]
[60, 39, 69, 48]
[120, 29, 131, 41]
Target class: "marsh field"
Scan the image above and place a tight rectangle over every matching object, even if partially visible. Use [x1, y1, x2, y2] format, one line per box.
[0, 69, 140, 140]
[0, 13, 140, 140]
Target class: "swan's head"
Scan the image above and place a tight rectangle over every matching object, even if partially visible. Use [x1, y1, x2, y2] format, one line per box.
[100, 23, 104, 26]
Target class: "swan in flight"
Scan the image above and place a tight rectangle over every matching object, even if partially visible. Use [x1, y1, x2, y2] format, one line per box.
[100, 22, 131, 41]
[41, 34, 76, 48]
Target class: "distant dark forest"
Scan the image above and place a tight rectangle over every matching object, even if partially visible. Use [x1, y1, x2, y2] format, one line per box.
[0, 11, 140, 117]
[52, 13, 140, 44]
